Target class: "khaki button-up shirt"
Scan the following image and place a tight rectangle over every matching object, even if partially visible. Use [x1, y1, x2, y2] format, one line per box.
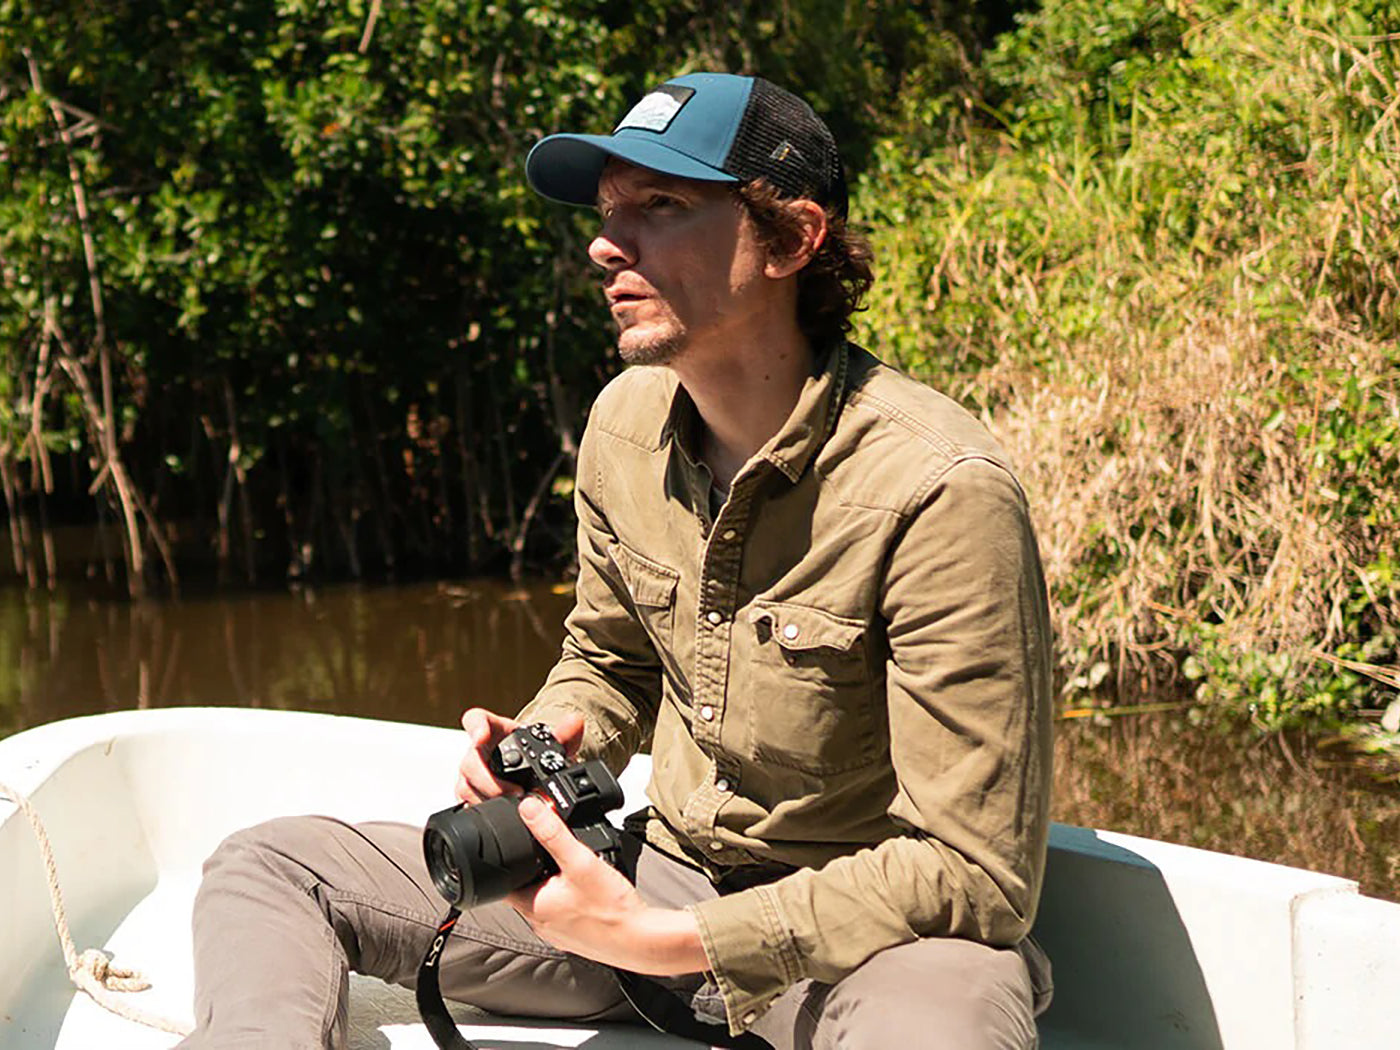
[520, 343, 1053, 1034]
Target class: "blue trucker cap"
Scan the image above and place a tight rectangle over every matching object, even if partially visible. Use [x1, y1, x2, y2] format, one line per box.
[526, 73, 847, 217]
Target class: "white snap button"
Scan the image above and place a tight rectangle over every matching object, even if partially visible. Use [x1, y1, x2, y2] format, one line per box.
[710, 840, 724, 851]
[743, 1012, 756, 1025]
[783, 623, 800, 640]
[716, 778, 730, 792]
[700, 705, 714, 721]
[707, 610, 723, 626]
[722, 529, 737, 541]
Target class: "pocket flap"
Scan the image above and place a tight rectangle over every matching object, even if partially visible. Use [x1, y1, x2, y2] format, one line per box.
[749, 601, 865, 652]
[609, 542, 679, 608]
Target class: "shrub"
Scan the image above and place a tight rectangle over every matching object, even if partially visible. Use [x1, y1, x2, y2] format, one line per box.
[855, 0, 1400, 750]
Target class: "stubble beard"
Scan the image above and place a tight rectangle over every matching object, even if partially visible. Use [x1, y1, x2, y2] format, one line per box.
[615, 322, 688, 367]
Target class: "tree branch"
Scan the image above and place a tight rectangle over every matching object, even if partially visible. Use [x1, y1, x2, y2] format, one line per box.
[358, 0, 383, 54]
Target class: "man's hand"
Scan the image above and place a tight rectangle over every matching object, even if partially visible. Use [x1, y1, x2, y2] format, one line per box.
[507, 796, 710, 977]
[454, 708, 586, 802]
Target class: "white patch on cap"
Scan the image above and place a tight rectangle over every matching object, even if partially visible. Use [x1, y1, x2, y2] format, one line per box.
[615, 85, 694, 133]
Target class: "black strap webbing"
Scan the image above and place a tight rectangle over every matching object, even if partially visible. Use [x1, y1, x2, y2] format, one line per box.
[418, 905, 770, 1050]
[614, 968, 772, 1049]
[416, 908, 478, 1050]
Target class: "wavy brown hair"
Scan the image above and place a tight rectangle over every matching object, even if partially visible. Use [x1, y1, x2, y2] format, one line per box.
[735, 179, 875, 348]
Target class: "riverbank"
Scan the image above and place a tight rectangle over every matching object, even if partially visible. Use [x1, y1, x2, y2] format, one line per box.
[858, 1, 1400, 759]
[5, 2, 1395, 759]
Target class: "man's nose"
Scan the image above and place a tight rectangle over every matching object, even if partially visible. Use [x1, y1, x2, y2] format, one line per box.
[588, 219, 636, 270]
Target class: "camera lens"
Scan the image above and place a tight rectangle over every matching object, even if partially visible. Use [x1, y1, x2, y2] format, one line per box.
[422, 796, 548, 907]
[424, 827, 462, 904]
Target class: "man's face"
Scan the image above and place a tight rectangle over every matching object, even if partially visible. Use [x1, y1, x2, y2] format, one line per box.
[589, 160, 773, 366]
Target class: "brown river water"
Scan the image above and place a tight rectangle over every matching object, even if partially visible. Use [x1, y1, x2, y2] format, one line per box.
[1, 577, 1396, 902]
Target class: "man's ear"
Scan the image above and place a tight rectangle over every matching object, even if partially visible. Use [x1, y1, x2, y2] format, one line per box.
[764, 199, 828, 280]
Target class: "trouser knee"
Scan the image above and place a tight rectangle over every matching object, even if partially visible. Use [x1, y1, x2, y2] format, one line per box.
[194, 816, 431, 984]
[766, 938, 1038, 1050]
[199, 815, 335, 894]
[832, 979, 1036, 1049]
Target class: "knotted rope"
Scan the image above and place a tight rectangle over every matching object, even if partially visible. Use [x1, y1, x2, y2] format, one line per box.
[0, 779, 194, 1037]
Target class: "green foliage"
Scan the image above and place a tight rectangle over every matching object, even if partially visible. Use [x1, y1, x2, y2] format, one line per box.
[0, 0, 975, 586]
[854, 0, 1400, 745]
[3, 0, 1395, 754]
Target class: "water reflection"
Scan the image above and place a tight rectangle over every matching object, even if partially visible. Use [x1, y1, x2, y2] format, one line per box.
[1, 578, 1396, 904]
[1054, 713, 1400, 903]
[0, 579, 575, 736]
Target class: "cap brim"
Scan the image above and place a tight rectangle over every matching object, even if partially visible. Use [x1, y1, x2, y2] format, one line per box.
[525, 133, 737, 207]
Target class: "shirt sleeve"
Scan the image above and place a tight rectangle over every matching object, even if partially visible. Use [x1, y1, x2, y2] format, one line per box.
[688, 457, 1055, 1034]
[516, 421, 661, 777]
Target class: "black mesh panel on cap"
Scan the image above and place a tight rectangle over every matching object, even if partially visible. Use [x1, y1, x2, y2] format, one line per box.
[723, 78, 847, 215]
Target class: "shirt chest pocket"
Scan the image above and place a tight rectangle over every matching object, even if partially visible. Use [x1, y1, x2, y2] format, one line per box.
[609, 541, 679, 649]
[743, 600, 884, 774]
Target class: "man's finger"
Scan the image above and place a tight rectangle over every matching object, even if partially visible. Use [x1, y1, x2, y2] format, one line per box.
[456, 708, 521, 800]
[517, 795, 596, 871]
[460, 708, 506, 745]
[552, 711, 587, 758]
[456, 748, 503, 800]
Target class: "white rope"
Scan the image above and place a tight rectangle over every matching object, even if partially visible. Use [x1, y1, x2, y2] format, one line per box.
[0, 779, 194, 1037]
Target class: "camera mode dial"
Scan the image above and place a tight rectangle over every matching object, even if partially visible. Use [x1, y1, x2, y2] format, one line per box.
[489, 722, 568, 790]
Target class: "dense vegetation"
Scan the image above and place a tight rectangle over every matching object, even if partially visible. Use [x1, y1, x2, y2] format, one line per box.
[859, 0, 1399, 760]
[0, 0, 968, 590]
[2, 0, 1397, 756]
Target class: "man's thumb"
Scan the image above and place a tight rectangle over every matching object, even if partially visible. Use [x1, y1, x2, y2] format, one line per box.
[518, 794, 587, 867]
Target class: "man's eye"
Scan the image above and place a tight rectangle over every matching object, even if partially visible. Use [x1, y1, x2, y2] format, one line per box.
[644, 195, 680, 211]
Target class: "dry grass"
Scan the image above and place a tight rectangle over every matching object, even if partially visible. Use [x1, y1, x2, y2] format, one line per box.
[856, 2, 1400, 750]
[994, 311, 1399, 703]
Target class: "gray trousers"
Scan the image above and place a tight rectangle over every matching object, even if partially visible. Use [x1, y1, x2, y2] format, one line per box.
[176, 816, 1051, 1049]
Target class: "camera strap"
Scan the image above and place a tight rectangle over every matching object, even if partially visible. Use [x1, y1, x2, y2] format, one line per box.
[417, 907, 479, 1050]
[417, 906, 769, 1050]
[613, 968, 772, 1049]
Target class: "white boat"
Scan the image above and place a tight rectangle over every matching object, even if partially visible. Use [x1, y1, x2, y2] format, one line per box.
[2, 708, 1398, 1050]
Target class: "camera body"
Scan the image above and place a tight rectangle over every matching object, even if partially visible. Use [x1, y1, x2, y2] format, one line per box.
[422, 722, 625, 908]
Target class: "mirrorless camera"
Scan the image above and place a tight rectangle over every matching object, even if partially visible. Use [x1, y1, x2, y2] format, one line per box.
[422, 722, 625, 908]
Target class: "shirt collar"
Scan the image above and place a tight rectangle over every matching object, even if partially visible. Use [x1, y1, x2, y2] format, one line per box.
[760, 340, 848, 482]
[661, 341, 849, 483]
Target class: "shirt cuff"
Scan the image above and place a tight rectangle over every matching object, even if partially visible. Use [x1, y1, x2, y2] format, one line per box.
[688, 884, 804, 1035]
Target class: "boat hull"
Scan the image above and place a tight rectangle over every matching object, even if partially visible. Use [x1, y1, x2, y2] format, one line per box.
[3, 707, 1399, 1049]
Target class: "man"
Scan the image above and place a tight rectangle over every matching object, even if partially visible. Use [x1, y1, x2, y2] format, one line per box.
[178, 72, 1053, 1050]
